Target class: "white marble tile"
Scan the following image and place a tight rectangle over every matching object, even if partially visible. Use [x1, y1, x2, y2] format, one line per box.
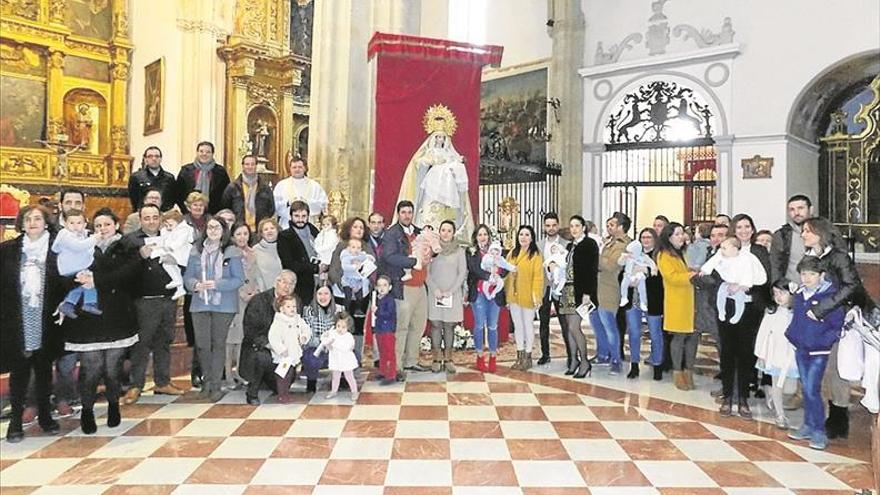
[31, 485, 111, 495]
[87, 435, 169, 458]
[149, 403, 213, 419]
[449, 439, 511, 460]
[0, 436, 61, 459]
[499, 420, 559, 439]
[248, 403, 305, 420]
[330, 437, 394, 459]
[635, 460, 718, 487]
[588, 488, 660, 495]
[671, 439, 749, 462]
[451, 488, 524, 495]
[0, 458, 81, 486]
[209, 436, 282, 458]
[395, 420, 449, 438]
[385, 459, 452, 486]
[175, 419, 244, 437]
[116, 457, 204, 485]
[348, 405, 401, 420]
[541, 405, 597, 422]
[561, 439, 630, 461]
[779, 442, 864, 464]
[755, 461, 851, 490]
[312, 486, 383, 495]
[285, 419, 346, 438]
[448, 405, 499, 421]
[489, 393, 540, 406]
[446, 381, 491, 393]
[512, 460, 586, 487]
[701, 423, 764, 441]
[400, 392, 450, 406]
[170, 485, 246, 495]
[251, 458, 328, 485]
[602, 421, 665, 440]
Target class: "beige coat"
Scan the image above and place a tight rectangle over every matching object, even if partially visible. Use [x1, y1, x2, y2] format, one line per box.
[597, 234, 631, 311]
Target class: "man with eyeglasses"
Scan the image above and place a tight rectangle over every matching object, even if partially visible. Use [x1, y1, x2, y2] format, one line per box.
[128, 146, 177, 212]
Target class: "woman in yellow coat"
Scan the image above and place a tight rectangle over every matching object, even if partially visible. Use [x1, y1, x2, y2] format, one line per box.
[656, 222, 698, 390]
[504, 226, 544, 371]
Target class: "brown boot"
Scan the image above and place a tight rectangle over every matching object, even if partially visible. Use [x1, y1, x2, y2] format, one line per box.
[511, 351, 524, 370]
[673, 371, 687, 390]
[523, 352, 533, 371]
[683, 370, 695, 390]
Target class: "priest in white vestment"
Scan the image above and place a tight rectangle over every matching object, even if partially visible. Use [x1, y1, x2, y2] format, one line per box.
[273, 157, 329, 228]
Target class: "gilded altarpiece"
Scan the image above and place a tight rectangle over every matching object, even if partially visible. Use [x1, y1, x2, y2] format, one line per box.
[218, 0, 308, 180]
[0, 0, 133, 214]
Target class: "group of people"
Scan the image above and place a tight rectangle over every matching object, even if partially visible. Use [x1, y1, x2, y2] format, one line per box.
[0, 143, 873, 454]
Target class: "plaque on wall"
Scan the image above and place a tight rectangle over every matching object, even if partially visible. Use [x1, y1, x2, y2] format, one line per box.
[741, 155, 773, 179]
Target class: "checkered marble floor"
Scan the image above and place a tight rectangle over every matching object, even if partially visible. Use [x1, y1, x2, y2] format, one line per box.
[0, 366, 875, 495]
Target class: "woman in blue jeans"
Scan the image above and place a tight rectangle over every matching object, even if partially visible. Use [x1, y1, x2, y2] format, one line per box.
[620, 228, 665, 380]
[466, 224, 508, 373]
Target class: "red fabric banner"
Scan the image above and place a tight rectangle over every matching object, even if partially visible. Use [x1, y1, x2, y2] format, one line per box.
[370, 33, 503, 223]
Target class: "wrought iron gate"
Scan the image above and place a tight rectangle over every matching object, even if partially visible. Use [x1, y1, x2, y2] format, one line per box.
[478, 161, 561, 246]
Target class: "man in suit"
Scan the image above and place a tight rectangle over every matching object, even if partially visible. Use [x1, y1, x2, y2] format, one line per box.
[537, 212, 570, 366]
[175, 141, 230, 215]
[128, 146, 177, 212]
[381, 200, 428, 375]
[277, 200, 319, 306]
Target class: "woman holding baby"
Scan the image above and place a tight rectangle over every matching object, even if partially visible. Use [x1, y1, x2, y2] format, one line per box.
[466, 224, 509, 373]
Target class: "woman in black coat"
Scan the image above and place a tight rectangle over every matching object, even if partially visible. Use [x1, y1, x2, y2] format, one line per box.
[557, 215, 599, 378]
[62, 208, 141, 434]
[0, 205, 66, 442]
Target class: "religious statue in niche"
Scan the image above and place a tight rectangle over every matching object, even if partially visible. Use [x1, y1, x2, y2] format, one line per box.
[65, 102, 99, 155]
[396, 104, 475, 242]
[252, 119, 271, 157]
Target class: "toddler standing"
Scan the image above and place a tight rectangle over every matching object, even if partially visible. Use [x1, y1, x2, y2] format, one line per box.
[784, 256, 845, 450]
[700, 237, 767, 324]
[754, 286, 799, 429]
[315, 311, 360, 401]
[53, 209, 100, 318]
[268, 296, 312, 403]
[373, 276, 398, 384]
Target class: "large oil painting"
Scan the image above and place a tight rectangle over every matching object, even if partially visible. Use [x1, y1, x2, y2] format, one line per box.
[64, 55, 110, 82]
[0, 75, 46, 148]
[66, 0, 112, 40]
[480, 67, 548, 172]
[143, 58, 164, 136]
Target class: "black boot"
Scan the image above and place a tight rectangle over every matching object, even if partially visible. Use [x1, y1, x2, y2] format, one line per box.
[80, 408, 97, 434]
[37, 403, 60, 435]
[107, 401, 121, 428]
[652, 365, 663, 381]
[825, 401, 849, 439]
[306, 379, 317, 393]
[626, 363, 640, 379]
[6, 408, 24, 443]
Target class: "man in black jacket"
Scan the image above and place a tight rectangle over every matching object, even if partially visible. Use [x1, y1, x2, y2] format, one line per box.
[128, 146, 177, 212]
[220, 154, 275, 232]
[240, 271, 296, 405]
[176, 141, 230, 215]
[121, 204, 187, 404]
[770, 194, 812, 290]
[381, 200, 428, 373]
[277, 201, 319, 306]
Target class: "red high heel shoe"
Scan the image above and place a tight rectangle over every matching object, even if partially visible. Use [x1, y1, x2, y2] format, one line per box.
[488, 355, 497, 373]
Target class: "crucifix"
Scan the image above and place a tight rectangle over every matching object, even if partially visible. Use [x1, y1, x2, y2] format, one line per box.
[35, 139, 85, 180]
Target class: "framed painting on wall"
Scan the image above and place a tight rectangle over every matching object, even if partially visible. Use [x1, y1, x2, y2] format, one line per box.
[143, 58, 164, 136]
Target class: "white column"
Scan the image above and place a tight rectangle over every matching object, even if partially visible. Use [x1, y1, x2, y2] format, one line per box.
[582, 143, 604, 222]
[714, 134, 735, 217]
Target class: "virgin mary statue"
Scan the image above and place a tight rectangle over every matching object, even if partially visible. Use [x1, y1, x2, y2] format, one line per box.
[395, 104, 475, 242]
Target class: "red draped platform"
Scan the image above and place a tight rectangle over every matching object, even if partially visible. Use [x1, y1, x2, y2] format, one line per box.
[366, 33, 511, 344]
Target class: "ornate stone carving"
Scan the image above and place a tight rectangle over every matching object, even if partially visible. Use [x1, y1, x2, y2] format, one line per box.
[645, 0, 670, 56]
[0, 152, 48, 179]
[114, 9, 130, 39]
[176, 19, 229, 38]
[1, 19, 65, 44]
[247, 81, 278, 106]
[267, 0, 278, 43]
[48, 50, 65, 69]
[327, 189, 347, 222]
[68, 157, 106, 183]
[48, 0, 65, 24]
[673, 17, 735, 48]
[110, 125, 128, 154]
[110, 159, 129, 185]
[236, 0, 265, 41]
[0, 43, 45, 75]
[0, 0, 39, 21]
[111, 62, 130, 81]
[595, 34, 643, 65]
[64, 39, 111, 57]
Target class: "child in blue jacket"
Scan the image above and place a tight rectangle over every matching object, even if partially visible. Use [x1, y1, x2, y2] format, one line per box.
[784, 256, 845, 450]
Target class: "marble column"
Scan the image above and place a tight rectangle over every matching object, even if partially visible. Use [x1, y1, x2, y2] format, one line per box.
[175, 0, 233, 164]
[308, 0, 421, 218]
[547, 0, 586, 220]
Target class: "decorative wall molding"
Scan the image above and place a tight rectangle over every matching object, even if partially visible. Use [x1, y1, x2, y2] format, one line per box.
[176, 19, 229, 37]
[580, 44, 741, 79]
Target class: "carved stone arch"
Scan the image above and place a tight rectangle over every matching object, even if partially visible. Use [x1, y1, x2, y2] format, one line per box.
[786, 49, 880, 143]
[592, 71, 728, 145]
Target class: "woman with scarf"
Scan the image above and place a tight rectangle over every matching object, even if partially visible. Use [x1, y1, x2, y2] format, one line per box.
[426, 220, 467, 373]
[176, 141, 230, 215]
[220, 154, 275, 233]
[1, 205, 65, 442]
[226, 223, 260, 390]
[62, 208, 141, 434]
[327, 216, 375, 363]
[302, 284, 338, 393]
[185, 217, 245, 402]
[252, 217, 284, 291]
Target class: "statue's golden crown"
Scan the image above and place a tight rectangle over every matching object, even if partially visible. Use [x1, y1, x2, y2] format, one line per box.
[422, 104, 458, 136]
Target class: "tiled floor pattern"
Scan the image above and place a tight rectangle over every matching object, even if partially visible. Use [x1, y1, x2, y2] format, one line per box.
[0, 367, 875, 495]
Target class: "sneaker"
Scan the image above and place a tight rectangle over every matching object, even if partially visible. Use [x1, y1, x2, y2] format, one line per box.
[81, 303, 103, 315]
[787, 426, 812, 441]
[609, 362, 621, 375]
[593, 356, 611, 366]
[808, 433, 828, 450]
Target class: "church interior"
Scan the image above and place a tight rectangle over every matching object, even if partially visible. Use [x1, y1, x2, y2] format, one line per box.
[1, 0, 879, 492]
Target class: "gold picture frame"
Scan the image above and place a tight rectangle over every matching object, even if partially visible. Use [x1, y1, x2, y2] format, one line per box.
[143, 58, 164, 136]
[741, 154, 773, 179]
